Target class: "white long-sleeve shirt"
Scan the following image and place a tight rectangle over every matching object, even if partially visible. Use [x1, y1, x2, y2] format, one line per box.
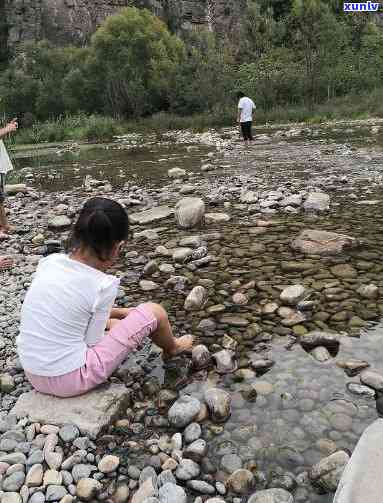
[17, 254, 119, 376]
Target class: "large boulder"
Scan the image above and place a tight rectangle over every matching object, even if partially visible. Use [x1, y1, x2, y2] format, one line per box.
[175, 198, 205, 229]
[309, 450, 350, 492]
[291, 229, 357, 256]
[303, 192, 330, 211]
[334, 419, 383, 502]
[11, 385, 129, 439]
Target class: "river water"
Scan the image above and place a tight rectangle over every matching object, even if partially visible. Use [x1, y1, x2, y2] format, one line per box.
[8, 119, 383, 502]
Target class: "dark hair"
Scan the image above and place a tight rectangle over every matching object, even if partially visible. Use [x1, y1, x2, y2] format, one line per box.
[68, 197, 129, 261]
[237, 91, 245, 99]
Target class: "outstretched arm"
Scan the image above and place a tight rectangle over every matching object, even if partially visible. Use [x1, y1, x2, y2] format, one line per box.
[237, 108, 242, 124]
[0, 120, 18, 139]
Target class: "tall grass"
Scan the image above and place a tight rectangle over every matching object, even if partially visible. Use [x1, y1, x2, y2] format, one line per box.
[10, 89, 383, 146]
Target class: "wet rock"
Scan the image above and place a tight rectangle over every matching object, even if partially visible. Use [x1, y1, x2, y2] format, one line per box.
[331, 264, 357, 279]
[48, 215, 71, 229]
[205, 213, 231, 224]
[172, 248, 193, 263]
[192, 345, 212, 370]
[309, 450, 350, 492]
[0, 374, 15, 392]
[337, 359, 370, 377]
[158, 482, 187, 503]
[240, 191, 258, 204]
[248, 488, 293, 503]
[291, 229, 357, 255]
[183, 439, 207, 462]
[98, 455, 120, 473]
[300, 331, 340, 351]
[232, 292, 249, 305]
[184, 423, 201, 444]
[58, 424, 79, 443]
[130, 206, 174, 225]
[310, 346, 331, 362]
[357, 284, 379, 299]
[221, 453, 242, 473]
[360, 370, 383, 391]
[347, 383, 375, 399]
[213, 350, 237, 374]
[184, 286, 208, 311]
[227, 469, 255, 494]
[204, 388, 231, 423]
[168, 396, 201, 428]
[175, 198, 205, 229]
[218, 315, 249, 327]
[131, 478, 157, 503]
[168, 168, 186, 178]
[186, 480, 215, 494]
[175, 459, 200, 481]
[179, 236, 202, 248]
[280, 285, 307, 306]
[252, 381, 274, 395]
[303, 192, 330, 212]
[140, 280, 159, 291]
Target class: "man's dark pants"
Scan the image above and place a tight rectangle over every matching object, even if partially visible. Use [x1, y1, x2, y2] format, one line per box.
[241, 121, 253, 141]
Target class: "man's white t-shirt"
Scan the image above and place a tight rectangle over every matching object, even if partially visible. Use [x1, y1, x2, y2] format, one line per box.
[17, 254, 119, 376]
[238, 97, 256, 123]
[0, 140, 13, 174]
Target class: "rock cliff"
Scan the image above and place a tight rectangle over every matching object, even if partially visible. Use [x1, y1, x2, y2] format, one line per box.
[3, 0, 245, 50]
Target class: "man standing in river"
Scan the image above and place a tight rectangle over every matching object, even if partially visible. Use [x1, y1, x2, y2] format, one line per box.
[0, 118, 18, 270]
[237, 91, 256, 146]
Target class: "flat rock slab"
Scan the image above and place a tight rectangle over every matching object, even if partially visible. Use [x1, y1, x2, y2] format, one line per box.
[129, 206, 174, 225]
[291, 229, 357, 256]
[11, 384, 129, 439]
[334, 419, 383, 502]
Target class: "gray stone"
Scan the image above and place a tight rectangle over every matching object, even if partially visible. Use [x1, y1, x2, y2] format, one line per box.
[168, 396, 201, 428]
[248, 488, 293, 503]
[2, 471, 25, 491]
[130, 206, 174, 225]
[0, 493, 22, 503]
[280, 285, 306, 306]
[98, 455, 119, 474]
[184, 286, 208, 311]
[168, 168, 186, 178]
[221, 454, 242, 473]
[48, 215, 71, 229]
[303, 192, 330, 212]
[175, 459, 200, 481]
[291, 229, 357, 255]
[205, 212, 231, 223]
[175, 198, 205, 229]
[300, 331, 340, 351]
[11, 384, 130, 439]
[311, 346, 331, 362]
[57, 426, 79, 445]
[192, 345, 212, 370]
[183, 439, 207, 462]
[357, 284, 379, 299]
[309, 450, 350, 492]
[186, 480, 215, 494]
[72, 463, 93, 482]
[0, 453, 26, 466]
[360, 370, 383, 391]
[157, 470, 176, 488]
[76, 478, 102, 501]
[46, 485, 68, 501]
[227, 469, 255, 495]
[213, 350, 237, 374]
[132, 478, 157, 503]
[334, 419, 383, 502]
[158, 483, 187, 503]
[25, 463, 43, 487]
[29, 493, 45, 503]
[347, 383, 375, 399]
[139, 466, 158, 489]
[184, 423, 201, 444]
[204, 388, 232, 423]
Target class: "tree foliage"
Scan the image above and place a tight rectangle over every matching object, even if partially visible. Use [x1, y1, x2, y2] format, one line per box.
[0, 2, 382, 122]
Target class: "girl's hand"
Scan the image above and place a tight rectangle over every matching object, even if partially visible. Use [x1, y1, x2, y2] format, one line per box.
[6, 120, 18, 133]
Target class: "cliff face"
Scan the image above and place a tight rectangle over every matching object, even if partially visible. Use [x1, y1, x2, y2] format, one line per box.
[4, 0, 246, 50]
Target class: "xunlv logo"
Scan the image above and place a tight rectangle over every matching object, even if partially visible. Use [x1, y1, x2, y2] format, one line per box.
[344, 2, 380, 11]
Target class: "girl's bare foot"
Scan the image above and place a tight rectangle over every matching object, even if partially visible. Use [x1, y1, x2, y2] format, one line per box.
[163, 335, 194, 360]
[0, 256, 13, 270]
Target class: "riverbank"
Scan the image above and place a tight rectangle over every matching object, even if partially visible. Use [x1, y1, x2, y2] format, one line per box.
[7, 89, 383, 146]
[0, 121, 383, 503]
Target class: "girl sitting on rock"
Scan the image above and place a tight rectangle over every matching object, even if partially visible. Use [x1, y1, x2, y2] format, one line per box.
[17, 197, 193, 398]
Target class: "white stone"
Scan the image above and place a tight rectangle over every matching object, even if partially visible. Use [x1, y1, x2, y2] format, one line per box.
[175, 198, 205, 229]
[205, 213, 231, 224]
[184, 286, 208, 311]
[291, 229, 357, 255]
[309, 450, 349, 492]
[11, 384, 130, 439]
[168, 168, 186, 178]
[280, 284, 306, 306]
[248, 488, 293, 503]
[98, 455, 120, 474]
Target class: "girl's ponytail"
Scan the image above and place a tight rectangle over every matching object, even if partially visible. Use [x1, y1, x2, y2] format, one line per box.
[68, 198, 129, 261]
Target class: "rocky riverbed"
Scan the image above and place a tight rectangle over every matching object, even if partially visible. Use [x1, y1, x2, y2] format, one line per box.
[1, 119, 383, 503]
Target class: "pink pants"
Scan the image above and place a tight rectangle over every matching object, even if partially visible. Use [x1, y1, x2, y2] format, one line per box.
[25, 304, 158, 398]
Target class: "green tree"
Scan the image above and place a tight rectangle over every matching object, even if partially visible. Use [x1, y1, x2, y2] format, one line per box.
[90, 7, 184, 117]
